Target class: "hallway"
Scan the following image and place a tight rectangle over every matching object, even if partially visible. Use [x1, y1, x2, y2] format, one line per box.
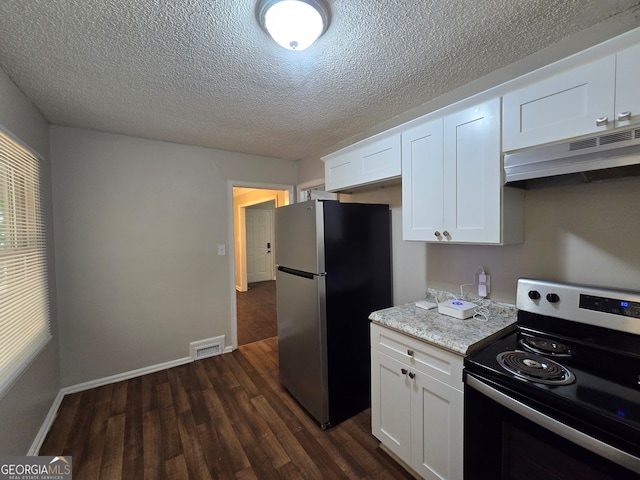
[236, 280, 277, 346]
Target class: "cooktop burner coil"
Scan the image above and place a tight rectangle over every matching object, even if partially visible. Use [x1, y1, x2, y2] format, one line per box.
[519, 336, 572, 356]
[497, 351, 576, 385]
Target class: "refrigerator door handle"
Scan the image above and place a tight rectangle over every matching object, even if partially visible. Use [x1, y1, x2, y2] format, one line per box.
[277, 265, 326, 279]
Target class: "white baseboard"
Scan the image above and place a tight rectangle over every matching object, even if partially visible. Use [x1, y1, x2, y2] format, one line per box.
[29, 355, 192, 454]
[61, 356, 193, 395]
[28, 389, 66, 456]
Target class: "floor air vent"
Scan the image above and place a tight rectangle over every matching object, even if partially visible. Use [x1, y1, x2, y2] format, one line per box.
[190, 336, 225, 360]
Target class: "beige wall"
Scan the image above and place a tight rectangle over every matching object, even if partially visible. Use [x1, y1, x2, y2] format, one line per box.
[0, 68, 60, 454]
[426, 179, 640, 302]
[51, 127, 296, 387]
[342, 179, 640, 305]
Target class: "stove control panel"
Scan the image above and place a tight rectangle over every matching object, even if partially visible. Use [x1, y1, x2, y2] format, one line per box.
[516, 278, 640, 335]
[580, 294, 640, 318]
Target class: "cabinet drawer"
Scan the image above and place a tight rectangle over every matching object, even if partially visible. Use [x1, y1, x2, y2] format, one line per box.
[371, 323, 463, 390]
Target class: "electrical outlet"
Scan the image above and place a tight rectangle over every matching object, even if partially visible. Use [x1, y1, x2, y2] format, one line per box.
[478, 273, 490, 297]
[217, 244, 226, 256]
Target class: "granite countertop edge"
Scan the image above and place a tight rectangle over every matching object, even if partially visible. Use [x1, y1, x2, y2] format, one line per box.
[369, 288, 518, 356]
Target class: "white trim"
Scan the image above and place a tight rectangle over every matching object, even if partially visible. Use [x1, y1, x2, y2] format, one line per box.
[29, 389, 65, 455]
[60, 356, 193, 396]
[297, 177, 325, 190]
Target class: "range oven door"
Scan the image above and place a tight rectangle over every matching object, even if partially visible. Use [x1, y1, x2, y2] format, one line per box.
[464, 372, 640, 480]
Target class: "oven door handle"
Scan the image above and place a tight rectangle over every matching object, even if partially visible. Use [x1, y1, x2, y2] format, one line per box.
[466, 374, 640, 474]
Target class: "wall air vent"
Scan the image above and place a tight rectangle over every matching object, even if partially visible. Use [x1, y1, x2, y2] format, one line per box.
[190, 336, 225, 360]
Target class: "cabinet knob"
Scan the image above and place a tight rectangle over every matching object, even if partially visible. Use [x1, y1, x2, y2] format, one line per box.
[434, 231, 441, 237]
[408, 372, 416, 379]
[595, 116, 609, 126]
[401, 368, 408, 375]
[443, 230, 450, 237]
[618, 111, 632, 121]
[407, 349, 414, 357]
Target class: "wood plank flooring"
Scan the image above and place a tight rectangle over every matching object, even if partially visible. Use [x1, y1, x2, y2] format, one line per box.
[236, 280, 277, 346]
[40, 336, 413, 480]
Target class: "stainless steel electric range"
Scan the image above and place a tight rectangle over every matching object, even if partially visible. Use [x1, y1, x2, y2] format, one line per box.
[464, 278, 640, 479]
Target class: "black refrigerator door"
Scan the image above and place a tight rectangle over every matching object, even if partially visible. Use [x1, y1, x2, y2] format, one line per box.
[322, 201, 392, 425]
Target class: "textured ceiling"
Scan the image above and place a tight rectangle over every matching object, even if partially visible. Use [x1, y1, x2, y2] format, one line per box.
[1, 1, 640, 162]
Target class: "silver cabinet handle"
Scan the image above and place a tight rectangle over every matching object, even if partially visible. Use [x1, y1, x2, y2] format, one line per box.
[443, 230, 450, 237]
[434, 231, 441, 237]
[617, 111, 632, 121]
[596, 116, 609, 126]
[408, 372, 416, 379]
[401, 368, 408, 375]
[407, 349, 414, 357]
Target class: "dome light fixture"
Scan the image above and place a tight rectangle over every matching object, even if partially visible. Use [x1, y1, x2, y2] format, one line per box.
[257, 0, 330, 51]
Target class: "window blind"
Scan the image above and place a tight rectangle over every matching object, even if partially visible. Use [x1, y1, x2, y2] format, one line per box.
[0, 126, 51, 399]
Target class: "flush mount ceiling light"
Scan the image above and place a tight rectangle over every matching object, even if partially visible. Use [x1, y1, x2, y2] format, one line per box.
[257, 0, 330, 51]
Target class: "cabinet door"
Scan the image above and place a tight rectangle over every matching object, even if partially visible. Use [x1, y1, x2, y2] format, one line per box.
[358, 134, 401, 185]
[615, 43, 640, 128]
[502, 55, 615, 152]
[411, 373, 464, 480]
[401, 119, 444, 241]
[324, 154, 356, 192]
[371, 349, 412, 462]
[324, 134, 401, 192]
[443, 99, 501, 244]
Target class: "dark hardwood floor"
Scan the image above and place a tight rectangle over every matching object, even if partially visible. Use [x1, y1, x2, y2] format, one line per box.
[40, 336, 412, 480]
[237, 280, 277, 346]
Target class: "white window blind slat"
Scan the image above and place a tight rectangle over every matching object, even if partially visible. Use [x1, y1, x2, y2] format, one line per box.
[0, 126, 51, 399]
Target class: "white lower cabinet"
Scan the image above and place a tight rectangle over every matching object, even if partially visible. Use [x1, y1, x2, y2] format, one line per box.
[371, 324, 464, 480]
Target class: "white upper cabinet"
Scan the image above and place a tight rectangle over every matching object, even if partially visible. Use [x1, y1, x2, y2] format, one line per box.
[614, 43, 640, 129]
[403, 98, 521, 244]
[323, 133, 401, 192]
[443, 101, 502, 243]
[503, 41, 640, 152]
[502, 55, 616, 152]
[401, 118, 444, 241]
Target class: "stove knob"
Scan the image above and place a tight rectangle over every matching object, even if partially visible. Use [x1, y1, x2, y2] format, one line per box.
[528, 290, 541, 300]
[546, 293, 560, 303]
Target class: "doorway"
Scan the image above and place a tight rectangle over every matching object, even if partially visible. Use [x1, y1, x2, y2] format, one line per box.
[231, 185, 292, 347]
[245, 202, 274, 284]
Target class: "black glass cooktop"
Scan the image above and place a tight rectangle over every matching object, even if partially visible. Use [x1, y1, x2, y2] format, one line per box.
[464, 329, 640, 455]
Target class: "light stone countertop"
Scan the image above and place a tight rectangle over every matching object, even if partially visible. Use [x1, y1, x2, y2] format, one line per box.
[369, 288, 518, 356]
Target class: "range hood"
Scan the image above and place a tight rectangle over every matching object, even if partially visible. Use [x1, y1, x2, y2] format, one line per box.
[504, 125, 640, 189]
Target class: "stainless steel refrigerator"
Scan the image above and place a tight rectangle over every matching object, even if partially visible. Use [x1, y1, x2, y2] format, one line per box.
[275, 199, 392, 429]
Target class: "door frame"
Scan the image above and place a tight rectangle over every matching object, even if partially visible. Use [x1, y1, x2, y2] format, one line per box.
[227, 180, 294, 350]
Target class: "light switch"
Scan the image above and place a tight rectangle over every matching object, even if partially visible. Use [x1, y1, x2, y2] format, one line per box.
[217, 244, 226, 256]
